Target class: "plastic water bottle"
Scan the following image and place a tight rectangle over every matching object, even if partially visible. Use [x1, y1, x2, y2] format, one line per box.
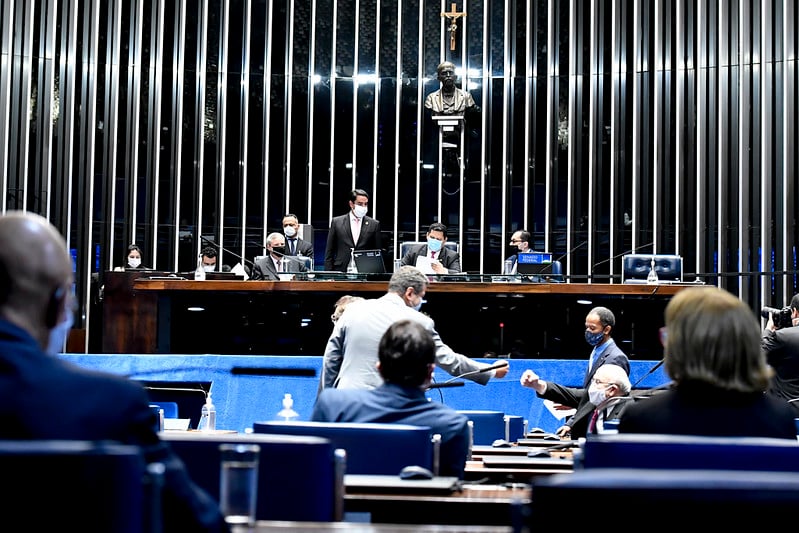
[280, 255, 290, 273]
[198, 392, 216, 431]
[194, 257, 206, 281]
[346, 248, 358, 274]
[277, 393, 299, 421]
[646, 257, 659, 285]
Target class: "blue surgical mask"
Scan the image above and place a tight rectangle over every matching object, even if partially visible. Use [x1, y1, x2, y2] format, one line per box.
[46, 311, 74, 356]
[585, 330, 604, 346]
[413, 299, 426, 312]
[427, 238, 443, 252]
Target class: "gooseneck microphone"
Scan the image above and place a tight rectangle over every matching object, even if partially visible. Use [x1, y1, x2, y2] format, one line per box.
[439, 361, 509, 386]
[588, 241, 654, 281]
[632, 359, 665, 388]
[426, 381, 466, 390]
[200, 235, 255, 268]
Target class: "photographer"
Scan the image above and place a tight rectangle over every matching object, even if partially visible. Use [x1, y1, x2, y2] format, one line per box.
[761, 294, 799, 413]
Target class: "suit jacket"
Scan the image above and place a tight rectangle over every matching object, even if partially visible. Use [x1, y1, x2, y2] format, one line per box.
[582, 339, 630, 387]
[285, 237, 313, 258]
[762, 326, 799, 412]
[0, 319, 227, 532]
[322, 292, 495, 390]
[324, 213, 382, 272]
[618, 380, 798, 439]
[311, 383, 470, 478]
[251, 254, 309, 280]
[401, 244, 461, 273]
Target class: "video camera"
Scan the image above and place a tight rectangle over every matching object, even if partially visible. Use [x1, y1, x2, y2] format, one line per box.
[761, 305, 794, 329]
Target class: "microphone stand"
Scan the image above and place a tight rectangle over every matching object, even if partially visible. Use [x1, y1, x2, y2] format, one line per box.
[200, 235, 255, 269]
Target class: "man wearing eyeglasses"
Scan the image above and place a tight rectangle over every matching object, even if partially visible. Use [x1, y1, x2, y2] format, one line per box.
[504, 230, 532, 274]
[520, 306, 630, 439]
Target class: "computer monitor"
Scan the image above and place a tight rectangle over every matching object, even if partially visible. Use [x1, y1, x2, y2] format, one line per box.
[353, 249, 386, 274]
[516, 252, 555, 276]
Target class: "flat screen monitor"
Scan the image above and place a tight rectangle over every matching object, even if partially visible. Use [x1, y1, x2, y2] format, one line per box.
[516, 252, 555, 276]
[353, 249, 386, 274]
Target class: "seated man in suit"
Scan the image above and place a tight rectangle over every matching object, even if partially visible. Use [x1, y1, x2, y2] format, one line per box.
[312, 319, 470, 478]
[0, 211, 227, 532]
[251, 232, 309, 280]
[282, 213, 314, 259]
[400, 222, 461, 274]
[324, 188, 382, 272]
[505, 229, 532, 274]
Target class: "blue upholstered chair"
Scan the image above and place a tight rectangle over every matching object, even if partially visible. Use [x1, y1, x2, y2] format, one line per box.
[504, 415, 525, 442]
[252, 421, 437, 476]
[622, 254, 683, 282]
[456, 410, 506, 445]
[530, 468, 799, 526]
[0, 440, 154, 532]
[399, 241, 460, 258]
[163, 432, 343, 521]
[576, 433, 799, 472]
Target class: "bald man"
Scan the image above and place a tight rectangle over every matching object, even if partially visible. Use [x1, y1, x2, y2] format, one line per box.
[0, 212, 227, 532]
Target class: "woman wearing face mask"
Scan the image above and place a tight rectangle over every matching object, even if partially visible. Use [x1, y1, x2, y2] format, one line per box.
[117, 244, 149, 271]
[399, 222, 461, 274]
[519, 306, 631, 439]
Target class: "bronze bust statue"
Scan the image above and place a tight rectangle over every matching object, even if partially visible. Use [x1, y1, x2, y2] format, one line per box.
[424, 61, 475, 115]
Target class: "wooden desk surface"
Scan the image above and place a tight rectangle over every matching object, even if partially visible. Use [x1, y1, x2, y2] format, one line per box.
[134, 278, 689, 296]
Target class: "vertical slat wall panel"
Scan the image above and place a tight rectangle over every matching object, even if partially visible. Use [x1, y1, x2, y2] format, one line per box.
[0, 0, 796, 350]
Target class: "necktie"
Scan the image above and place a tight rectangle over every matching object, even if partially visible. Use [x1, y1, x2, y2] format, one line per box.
[589, 409, 600, 434]
[431, 251, 436, 259]
[352, 218, 361, 242]
[289, 239, 296, 254]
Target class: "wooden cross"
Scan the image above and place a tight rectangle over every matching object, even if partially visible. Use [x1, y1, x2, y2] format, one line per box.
[441, 3, 467, 51]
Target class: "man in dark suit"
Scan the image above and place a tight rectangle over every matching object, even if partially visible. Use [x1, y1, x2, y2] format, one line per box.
[504, 229, 532, 273]
[400, 222, 461, 274]
[0, 211, 227, 532]
[324, 188, 382, 272]
[313, 319, 471, 478]
[520, 306, 630, 439]
[251, 232, 309, 280]
[282, 213, 314, 260]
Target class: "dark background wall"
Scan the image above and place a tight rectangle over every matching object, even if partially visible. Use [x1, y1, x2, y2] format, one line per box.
[0, 0, 797, 351]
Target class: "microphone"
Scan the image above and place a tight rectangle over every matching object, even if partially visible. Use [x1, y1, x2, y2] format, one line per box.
[588, 241, 654, 282]
[439, 361, 509, 386]
[425, 381, 466, 390]
[632, 359, 664, 388]
[200, 235, 255, 268]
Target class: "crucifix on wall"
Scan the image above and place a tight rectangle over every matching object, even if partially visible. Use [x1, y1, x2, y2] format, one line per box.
[441, 3, 466, 51]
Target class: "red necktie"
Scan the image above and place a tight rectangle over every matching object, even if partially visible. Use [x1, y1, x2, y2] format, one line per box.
[589, 409, 600, 434]
[431, 251, 436, 259]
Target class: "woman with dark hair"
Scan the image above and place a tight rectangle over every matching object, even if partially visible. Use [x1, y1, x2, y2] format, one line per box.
[116, 244, 149, 270]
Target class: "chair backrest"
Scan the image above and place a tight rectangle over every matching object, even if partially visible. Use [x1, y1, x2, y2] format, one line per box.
[456, 410, 506, 445]
[400, 241, 459, 258]
[577, 433, 799, 472]
[252, 420, 435, 475]
[622, 253, 683, 282]
[162, 432, 342, 521]
[531, 468, 799, 526]
[0, 440, 151, 532]
[150, 401, 178, 418]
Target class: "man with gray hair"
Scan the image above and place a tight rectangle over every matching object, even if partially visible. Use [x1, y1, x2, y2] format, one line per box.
[251, 232, 308, 280]
[321, 265, 509, 390]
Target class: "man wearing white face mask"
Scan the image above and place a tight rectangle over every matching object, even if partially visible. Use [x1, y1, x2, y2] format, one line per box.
[586, 364, 632, 434]
[321, 265, 509, 391]
[282, 213, 314, 258]
[199, 246, 218, 272]
[0, 211, 227, 531]
[400, 222, 461, 274]
[324, 188, 383, 272]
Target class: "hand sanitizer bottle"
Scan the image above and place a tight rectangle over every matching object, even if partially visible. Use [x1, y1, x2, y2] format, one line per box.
[646, 257, 659, 285]
[197, 392, 216, 431]
[277, 393, 299, 421]
[194, 256, 206, 281]
[346, 248, 358, 274]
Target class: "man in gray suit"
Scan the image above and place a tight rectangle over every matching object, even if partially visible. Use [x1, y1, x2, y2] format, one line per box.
[251, 232, 308, 280]
[324, 189, 382, 272]
[321, 265, 509, 390]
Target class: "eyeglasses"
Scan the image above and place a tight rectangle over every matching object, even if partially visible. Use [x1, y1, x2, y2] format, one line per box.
[590, 378, 614, 387]
[510, 239, 522, 243]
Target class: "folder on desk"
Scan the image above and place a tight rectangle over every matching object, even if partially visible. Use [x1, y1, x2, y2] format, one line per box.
[345, 474, 461, 495]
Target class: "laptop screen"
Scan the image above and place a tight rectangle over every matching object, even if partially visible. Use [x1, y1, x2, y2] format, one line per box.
[353, 249, 386, 273]
[516, 252, 555, 275]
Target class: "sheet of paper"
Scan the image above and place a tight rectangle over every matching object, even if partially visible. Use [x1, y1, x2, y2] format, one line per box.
[543, 399, 576, 421]
[163, 418, 192, 431]
[414, 256, 436, 274]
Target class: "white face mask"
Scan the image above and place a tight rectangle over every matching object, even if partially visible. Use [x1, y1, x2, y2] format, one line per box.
[46, 310, 74, 356]
[127, 257, 141, 268]
[353, 205, 368, 219]
[283, 225, 297, 237]
[588, 383, 608, 406]
[202, 265, 216, 273]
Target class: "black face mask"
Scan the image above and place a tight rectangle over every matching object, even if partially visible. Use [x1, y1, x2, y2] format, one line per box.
[271, 246, 286, 256]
